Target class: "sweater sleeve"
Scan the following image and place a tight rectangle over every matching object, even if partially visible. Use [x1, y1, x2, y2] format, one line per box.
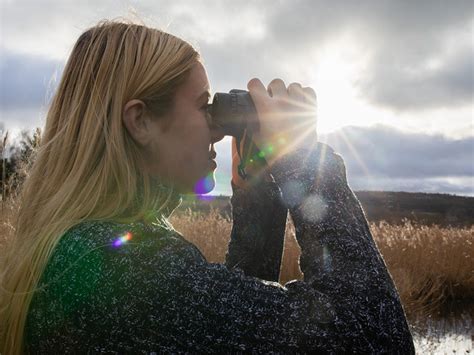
[224, 174, 288, 282]
[270, 142, 415, 352]
[25, 144, 415, 354]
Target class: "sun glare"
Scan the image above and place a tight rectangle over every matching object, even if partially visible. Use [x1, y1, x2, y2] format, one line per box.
[309, 42, 380, 134]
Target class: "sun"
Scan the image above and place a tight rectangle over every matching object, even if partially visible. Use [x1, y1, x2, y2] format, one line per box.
[309, 41, 380, 134]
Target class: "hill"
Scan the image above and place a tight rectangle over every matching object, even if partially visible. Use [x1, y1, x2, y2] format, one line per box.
[176, 191, 473, 227]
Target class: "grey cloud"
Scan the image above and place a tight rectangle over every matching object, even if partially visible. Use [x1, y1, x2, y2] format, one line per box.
[198, 0, 474, 111]
[0, 49, 62, 110]
[1, 1, 472, 196]
[268, 0, 473, 43]
[357, 43, 473, 111]
[1, 0, 473, 113]
[266, 0, 474, 111]
[211, 125, 473, 196]
[200, 42, 284, 93]
[356, 1, 473, 38]
[320, 125, 474, 179]
[0, 108, 47, 133]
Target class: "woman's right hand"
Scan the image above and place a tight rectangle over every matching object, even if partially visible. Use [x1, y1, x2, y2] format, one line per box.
[246, 78, 318, 166]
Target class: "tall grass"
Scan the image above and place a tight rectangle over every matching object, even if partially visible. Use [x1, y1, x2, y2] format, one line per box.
[170, 209, 473, 318]
[1, 201, 472, 319]
[371, 221, 473, 316]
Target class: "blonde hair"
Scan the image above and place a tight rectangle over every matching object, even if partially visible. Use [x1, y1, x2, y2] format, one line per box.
[0, 19, 199, 354]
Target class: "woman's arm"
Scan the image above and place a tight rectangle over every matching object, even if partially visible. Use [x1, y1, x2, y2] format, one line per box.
[271, 142, 415, 351]
[224, 176, 287, 282]
[224, 136, 288, 282]
[226, 141, 414, 351]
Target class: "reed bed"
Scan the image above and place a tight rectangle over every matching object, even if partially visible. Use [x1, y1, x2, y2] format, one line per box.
[1, 202, 472, 319]
[170, 209, 473, 318]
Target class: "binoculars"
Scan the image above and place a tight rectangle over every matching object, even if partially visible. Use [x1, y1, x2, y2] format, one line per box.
[206, 89, 261, 179]
[208, 90, 285, 280]
[206, 89, 258, 139]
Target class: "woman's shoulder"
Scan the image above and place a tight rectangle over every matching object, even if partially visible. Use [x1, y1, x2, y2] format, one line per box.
[38, 218, 204, 290]
[60, 218, 182, 246]
[26, 218, 206, 350]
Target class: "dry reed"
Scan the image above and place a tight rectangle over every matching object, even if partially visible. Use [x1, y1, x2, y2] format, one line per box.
[1, 201, 472, 318]
[170, 209, 473, 318]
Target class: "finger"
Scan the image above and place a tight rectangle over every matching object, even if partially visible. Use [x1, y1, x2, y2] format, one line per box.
[247, 78, 268, 99]
[288, 82, 305, 103]
[302, 87, 317, 105]
[267, 78, 287, 98]
[248, 78, 271, 121]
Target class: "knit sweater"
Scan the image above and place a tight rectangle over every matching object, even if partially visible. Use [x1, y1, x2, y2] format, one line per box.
[25, 143, 415, 353]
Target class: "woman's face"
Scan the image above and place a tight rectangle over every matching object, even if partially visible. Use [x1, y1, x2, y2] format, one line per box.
[144, 62, 224, 194]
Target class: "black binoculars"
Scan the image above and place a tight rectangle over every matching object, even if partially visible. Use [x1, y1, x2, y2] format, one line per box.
[206, 89, 258, 139]
[206, 89, 262, 179]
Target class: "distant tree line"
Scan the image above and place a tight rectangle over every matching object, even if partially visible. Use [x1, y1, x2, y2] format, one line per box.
[0, 127, 41, 200]
[177, 191, 474, 227]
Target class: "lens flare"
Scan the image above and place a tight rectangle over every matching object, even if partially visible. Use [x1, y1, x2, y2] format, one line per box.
[113, 232, 133, 247]
[194, 173, 214, 196]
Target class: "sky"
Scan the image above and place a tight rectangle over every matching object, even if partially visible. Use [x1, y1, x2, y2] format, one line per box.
[0, 0, 473, 196]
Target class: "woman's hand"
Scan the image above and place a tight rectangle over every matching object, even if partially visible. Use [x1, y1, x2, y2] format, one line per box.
[248, 78, 318, 165]
[231, 78, 318, 189]
[231, 136, 270, 189]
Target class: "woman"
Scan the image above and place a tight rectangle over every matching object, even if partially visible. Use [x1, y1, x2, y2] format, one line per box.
[0, 20, 414, 353]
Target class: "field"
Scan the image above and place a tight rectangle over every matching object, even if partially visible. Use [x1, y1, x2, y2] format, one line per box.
[170, 208, 473, 352]
[1, 200, 473, 352]
[178, 191, 474, 228]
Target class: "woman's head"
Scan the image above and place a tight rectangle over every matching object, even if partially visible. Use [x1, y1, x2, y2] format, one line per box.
[51, 19, 216, 194]
[1, 19, 219, 354]
[123, 60, 224, 194]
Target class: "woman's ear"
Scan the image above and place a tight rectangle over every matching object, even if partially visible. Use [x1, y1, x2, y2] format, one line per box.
[123, 99, 153, 147]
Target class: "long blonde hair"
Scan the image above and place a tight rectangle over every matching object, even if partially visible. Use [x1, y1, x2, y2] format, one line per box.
[0, 19, 199, 354]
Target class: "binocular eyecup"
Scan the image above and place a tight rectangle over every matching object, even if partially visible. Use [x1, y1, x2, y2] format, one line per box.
[207, 89, 259, 139]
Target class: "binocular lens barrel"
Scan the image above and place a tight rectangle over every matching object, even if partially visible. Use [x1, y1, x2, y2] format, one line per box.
[208, 90, 258, 138]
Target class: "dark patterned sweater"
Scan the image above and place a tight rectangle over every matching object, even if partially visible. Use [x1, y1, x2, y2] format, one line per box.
[25, 143, 415, 354]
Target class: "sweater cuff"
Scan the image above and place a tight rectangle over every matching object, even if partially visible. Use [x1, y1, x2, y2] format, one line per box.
[269, 142, 348, 207]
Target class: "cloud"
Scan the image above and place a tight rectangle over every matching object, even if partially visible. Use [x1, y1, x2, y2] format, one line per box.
[211, 125, 473, 196]
[320, 125, 474, 180]
[0, 48, 62, 110]
[357, 42, 473, 111]
[193, 123, 474, 195]
[1, 0, 471, 113]
[0, 108, 47, 136]
[0, 1, 472, 197]
[264, 0, 474, 111]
